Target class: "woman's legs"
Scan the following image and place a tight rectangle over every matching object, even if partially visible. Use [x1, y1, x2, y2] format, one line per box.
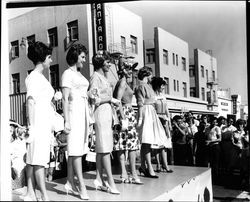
[118, 150, 128, 178]
[161, 148, 170, 169]
[25, 164, 37, 200]
[141, 143, 156, 176]
[34, 165, 49, 201]
[72, 156, 88, 197]
[128, 150, 139, 179]
[102, 153, 119, 191]
[96, 153, 105, 184]
[66, 156, 78, 191]
[155, 149, 161, 171]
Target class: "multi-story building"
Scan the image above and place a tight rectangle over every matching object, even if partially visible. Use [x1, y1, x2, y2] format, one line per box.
[145, 27, 218, 116]
[8, 3, 144, 124]
[190, 49, 218, 112]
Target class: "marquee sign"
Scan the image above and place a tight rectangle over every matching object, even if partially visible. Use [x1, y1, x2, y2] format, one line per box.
[92, 3, 107, 52]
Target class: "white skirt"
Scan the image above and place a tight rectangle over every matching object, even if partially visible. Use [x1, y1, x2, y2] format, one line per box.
[139, 105, 172, 149]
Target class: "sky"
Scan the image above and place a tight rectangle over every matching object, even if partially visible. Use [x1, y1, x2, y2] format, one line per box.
[6, 1, 248, 104]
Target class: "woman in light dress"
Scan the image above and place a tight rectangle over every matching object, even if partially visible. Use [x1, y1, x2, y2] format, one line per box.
[151, 77, 173, 173]
[113, 57, 142, 184]
[24, 41, 54, 201]
[135, 66, 169, 178]
[61, 43, 89, 200]
[88, 50, 120, 194]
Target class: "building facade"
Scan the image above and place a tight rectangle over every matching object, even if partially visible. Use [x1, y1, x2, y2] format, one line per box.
[145, 27, 219, 116]
[8, 3, 144, 94]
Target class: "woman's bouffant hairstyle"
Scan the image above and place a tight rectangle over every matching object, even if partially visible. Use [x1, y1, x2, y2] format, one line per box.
[92, 50, 111, 71]
[137, 66, 152, 80]
[151, 77, 166, 92]
[27, 41, 52, 65]
[66, 43, 88, 66]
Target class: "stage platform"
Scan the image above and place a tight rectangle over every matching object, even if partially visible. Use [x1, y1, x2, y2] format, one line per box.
[12, 165, 212, 201]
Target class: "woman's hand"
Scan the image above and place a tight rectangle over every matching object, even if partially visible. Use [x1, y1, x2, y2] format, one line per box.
[136, 118, 143, 129]
[64, 122, 71, 134]
[111, 98, 121, 107]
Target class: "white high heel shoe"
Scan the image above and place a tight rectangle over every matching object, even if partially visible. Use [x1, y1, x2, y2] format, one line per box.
[93, 179, 108, 191]
[79, 188, 89, 200]
[64, 181, 79, 195]
[104, 181, 120, 195]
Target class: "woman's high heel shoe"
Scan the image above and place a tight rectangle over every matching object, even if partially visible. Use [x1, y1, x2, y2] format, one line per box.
[161, 166, 173, 173]
[64, 181, 79, 195]
[120, 175, 130, 183]
[139, 167, 159, 178]
[93, 179, 108, 191]
[155, 165, 161, 173]
[129, 177, 144, 185]
[79, 188, 89, 200]
[104, 181, 120, 195]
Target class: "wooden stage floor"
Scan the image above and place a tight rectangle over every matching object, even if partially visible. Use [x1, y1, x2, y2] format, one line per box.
[12, 165, 211, 201]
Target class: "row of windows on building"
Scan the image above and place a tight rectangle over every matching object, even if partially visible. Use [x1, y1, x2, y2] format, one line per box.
[189, 65, 216, 81]
[146, 49, 187, 71]
[10, 20, 79, 59]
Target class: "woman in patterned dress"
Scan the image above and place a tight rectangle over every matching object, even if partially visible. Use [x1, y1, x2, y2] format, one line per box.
[24, 41, 54, 201]
[135, 66, 169, 178]
[62, 43, 89, 200]
[89, 50, 120, 194]
[113, 57, 143, 184]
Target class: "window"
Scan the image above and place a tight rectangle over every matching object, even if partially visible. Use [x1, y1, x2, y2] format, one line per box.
[27, 34, 35, 46]
[176, 54, 178, 66]
[189, 65, 195, 77]
[12, 73, 20, 94]
[50, 64, 60, 90]
[10, 40, 19, 58]
[201, 65, 204, 77]
[173, 79, 176, 91]
[172, 53, 175, 65]
[164, 77, 169, 94]
[48, 27, 58, 47]
[213, 90, 216, 102]
[212, 70, 215, 81]
[201, 87, 205, 101]
[146, 49, 155, 63]
[163, 49, 168, 65]
[121, 36, 126, 54]
[183, 82, 187, 97]
[177, 80, 179, 92]
[67, 20, 78, 42]
[206, 69, 208, 81]
[190, 87, 196, 97]
[182, 57, 186, 71]
[130, 35, 137, 54]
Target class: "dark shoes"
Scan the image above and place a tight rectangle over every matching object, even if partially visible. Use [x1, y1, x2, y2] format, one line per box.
[139, 167, 159, 178]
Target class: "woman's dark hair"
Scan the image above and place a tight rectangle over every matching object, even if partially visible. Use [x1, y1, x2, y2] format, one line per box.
[66, 43, 88, 66]
[151, 77, 166, 92]
[27, 41, 52, 65]
[92, 50, 111, 71]
[137, 66, 152, 80]
[236, 119, 245, 128]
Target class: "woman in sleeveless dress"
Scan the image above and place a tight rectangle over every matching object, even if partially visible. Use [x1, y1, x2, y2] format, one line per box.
[151, 77, 173, 173]
[135, 66, 169, 178]
[113, 57, 142, 184]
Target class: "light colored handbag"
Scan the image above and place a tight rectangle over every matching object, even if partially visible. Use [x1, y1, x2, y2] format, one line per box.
[85, 135, 96, 163]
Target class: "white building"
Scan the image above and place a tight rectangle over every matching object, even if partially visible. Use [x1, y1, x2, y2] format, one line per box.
[145, 27, 218, 116]
[8, 3, 144, 94]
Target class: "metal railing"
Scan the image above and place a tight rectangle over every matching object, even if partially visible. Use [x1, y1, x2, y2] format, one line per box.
[9, 92, 27, 126]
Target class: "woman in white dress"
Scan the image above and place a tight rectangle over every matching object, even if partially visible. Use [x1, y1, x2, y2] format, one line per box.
[151, 77, 173, 173]
[61, 43, 89, 200]
[24, 41, 54, 201]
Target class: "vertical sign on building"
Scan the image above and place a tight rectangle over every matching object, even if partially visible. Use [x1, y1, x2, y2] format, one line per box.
[231, 95, 238, 114]
[91, 3, 106, 53]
